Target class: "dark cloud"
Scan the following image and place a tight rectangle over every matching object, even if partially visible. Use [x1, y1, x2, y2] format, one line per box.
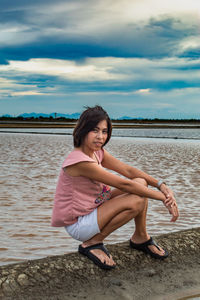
[0, 55, 9, 65]
[0, 16, 197, 62]
[147, 17, 184, 37]
[0, 9, 27, 23]
[0, 0, 198, 61]
[0, 41, 116, 63]
[179, 49, 200, 59]
[0, 0, 61, 10]
[105, 16, 197, 58]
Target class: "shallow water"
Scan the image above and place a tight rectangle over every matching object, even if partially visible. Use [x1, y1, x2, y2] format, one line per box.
[0, 133, 200, 265]
[178, 294, 200, 299]
[1, 127, 200, 140]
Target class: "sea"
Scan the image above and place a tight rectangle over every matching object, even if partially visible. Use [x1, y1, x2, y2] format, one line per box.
[0, 126, 200, 266]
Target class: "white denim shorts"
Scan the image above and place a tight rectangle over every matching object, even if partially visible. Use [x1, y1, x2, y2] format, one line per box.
[65, 208, 100, 242]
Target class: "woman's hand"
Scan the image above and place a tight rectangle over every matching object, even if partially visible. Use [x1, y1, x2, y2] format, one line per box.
[166, 202, 179, 222]
[160, 184, 175, 206]
[160, 184, 179, 222]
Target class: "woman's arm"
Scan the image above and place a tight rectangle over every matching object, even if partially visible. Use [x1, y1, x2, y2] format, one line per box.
[75, 161, 166, 202]
[102, 149, 178, 213]
[102, 149, 161, 188]
[72, 159, 179, 221]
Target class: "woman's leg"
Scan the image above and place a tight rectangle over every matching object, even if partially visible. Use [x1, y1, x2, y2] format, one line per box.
[110, 178, 165, 255]
[82, 192, 145, 266]
[82, 178, 164, 266]
[130, 178, 165, 255]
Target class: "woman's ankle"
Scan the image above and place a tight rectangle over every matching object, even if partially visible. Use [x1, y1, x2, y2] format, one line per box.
[82, 238, 103, 247]
[131, 232, 150, 243]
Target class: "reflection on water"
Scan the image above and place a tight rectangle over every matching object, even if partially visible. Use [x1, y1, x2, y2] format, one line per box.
[178, 294, 200, 299]
[0, 133, 200, 265]
[1, 127, 200, 139]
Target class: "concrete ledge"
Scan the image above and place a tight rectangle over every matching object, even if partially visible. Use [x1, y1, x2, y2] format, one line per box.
[1, 228, 200, 300]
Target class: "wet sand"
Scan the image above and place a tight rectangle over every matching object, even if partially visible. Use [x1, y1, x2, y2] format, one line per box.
[1, 228, 200, 300]
[1, 120, 200, 129]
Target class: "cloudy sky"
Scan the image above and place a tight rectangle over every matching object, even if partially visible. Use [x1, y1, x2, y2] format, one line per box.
[0, 0, 200, 118]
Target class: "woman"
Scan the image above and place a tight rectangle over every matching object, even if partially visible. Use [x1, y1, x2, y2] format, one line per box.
[52, 105, 179, 270]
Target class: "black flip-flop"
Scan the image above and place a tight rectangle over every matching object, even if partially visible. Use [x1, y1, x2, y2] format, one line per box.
[130, 237, 169, 260]
[78, 243, 116, 270]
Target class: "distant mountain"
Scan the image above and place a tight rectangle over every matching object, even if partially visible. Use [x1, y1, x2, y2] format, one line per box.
[1, 114, 12, 118]
[18, 112, 80, 119]
[0, 113, 146, 120]
[118, 116, 133, 120]
[118, 116, 144, 120]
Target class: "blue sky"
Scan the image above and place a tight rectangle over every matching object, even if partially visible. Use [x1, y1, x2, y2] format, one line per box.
[0, 0, 200, 119]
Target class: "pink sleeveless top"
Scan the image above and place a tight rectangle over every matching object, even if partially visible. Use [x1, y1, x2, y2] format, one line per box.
[51, 149, 111, 227]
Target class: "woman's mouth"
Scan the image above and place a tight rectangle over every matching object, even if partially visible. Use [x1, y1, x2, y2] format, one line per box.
[94, 142, 103, 147]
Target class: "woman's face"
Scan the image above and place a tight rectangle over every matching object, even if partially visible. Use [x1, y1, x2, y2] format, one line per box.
[83, 119, 108, 151]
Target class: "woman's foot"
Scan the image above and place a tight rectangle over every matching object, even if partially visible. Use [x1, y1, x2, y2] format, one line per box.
[130, 234, 167, 258]
[80, 241, 116, 267]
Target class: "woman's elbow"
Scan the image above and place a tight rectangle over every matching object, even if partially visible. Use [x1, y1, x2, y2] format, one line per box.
[117, 178, 147, 194]
[117, 180, 135, 194]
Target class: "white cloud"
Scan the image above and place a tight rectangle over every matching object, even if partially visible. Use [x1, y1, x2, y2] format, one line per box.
[77, 87, 200, 98]
[0, 77, 18, 88]
[178, 36, 200, 53]
[77, 89, 152, 96]
[1, 56, 200, 86]
[164, 87, 200, 96]
[87, 56, 200, 83]
[1, 0, 198, 47]
[0, 58, 126, 81]
[135, 89, 151, 94]
[0, 77, 54, 98]
[0, 24, 39, 46]
[42, 0, 199, 31]
[11, 91, 46, 96]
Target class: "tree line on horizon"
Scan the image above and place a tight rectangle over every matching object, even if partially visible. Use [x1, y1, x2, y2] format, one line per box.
[0, 115, 199, 123]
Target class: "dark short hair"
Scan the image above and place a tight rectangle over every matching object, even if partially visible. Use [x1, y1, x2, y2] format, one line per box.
[73, 105, 112, 148]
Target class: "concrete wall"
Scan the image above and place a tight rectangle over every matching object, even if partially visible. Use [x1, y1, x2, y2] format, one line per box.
[0, 227, 200, 300]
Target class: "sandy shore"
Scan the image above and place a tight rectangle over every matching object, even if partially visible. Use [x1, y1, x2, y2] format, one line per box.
[0, 228, 200, 300]
[1, 120, 200, 129]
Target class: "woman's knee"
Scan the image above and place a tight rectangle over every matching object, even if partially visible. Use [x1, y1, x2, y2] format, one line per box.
[133, 177, 148, 187]
[129, 195, 146, 214]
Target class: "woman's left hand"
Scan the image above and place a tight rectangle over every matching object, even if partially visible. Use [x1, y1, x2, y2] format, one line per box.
[166, 201, 179, 222]
[160, 184, 179, 221]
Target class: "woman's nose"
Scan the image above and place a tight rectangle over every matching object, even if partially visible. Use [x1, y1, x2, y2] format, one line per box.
[96, 131, 103, 138]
